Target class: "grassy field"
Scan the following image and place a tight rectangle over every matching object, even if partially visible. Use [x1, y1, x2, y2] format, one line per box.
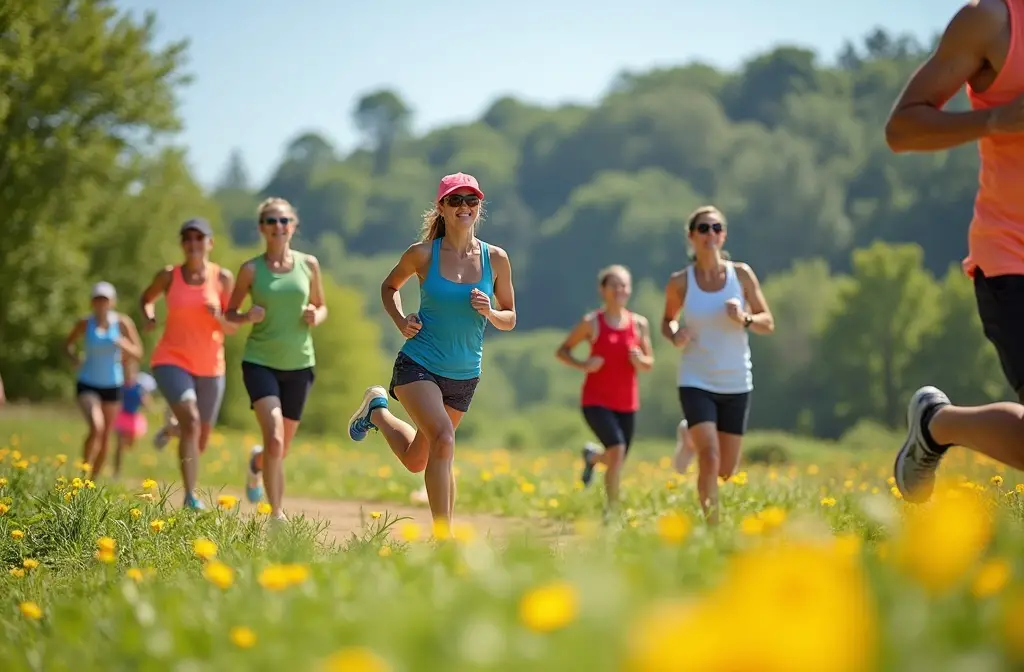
[2, 405, 1024, 670]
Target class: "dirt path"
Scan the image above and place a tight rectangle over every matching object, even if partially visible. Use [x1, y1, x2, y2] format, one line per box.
[209, 489, 575, 547]
[239, 494, 572, 546]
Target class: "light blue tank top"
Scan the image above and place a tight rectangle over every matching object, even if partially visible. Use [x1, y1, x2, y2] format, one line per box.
[78, 314, 124, 388]
[400, 238, 494, 380]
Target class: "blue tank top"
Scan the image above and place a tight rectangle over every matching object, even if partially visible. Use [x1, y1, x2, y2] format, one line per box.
[77, 314, 124, 388]
[400, 238, 494, 380]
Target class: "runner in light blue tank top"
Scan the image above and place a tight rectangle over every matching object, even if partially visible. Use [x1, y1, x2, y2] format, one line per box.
[399, 237, 493, 379]
[346, 172, 519, 535]
[64, 281, 144, 481]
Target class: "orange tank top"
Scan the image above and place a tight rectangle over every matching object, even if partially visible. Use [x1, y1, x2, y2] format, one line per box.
[150, 264, 227, 377]
[965, 0, 1024, 277]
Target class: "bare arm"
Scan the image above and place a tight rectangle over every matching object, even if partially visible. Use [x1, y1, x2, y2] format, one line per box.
[885, 0, 1004, 152]
[556, 314, 596, 370]
[661, 271, 687, 343]
[0, 371, 5, 404]
[215, 267, 240, 335]
[486, 246, 516, 331]
[140, 267, 173, 327]
[305, 255, 328, 326]
[225, 261, 257, 324]
[736, 263, 775, 335]
[64, 319, 87, 365]
[632, 314, 655, 371]
[118, 314, 144, 361]
[381, 244, 430, 328]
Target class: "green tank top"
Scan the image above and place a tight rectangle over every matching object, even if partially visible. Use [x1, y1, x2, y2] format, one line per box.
[242, 251, 316, 370]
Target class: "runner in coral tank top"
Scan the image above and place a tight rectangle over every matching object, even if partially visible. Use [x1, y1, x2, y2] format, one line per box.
[556, 264, 654, 513]
[140, 217, 238, 510]
[886, 0, 1024, 503]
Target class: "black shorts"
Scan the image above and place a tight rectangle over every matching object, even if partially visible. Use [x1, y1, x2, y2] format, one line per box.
[241, 361, 315, 422]
[76, 381, 122, 404]
[389, 352, 479, 413]
[974, 269, 1024, 395]
[582, 406, 635, 453]
[678, 386, 751, 435]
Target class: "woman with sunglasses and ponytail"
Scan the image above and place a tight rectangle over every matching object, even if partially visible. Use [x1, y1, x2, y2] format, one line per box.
[661, 205, 775, 525]
[225, 197, 328, 523]
[347, 172, 517, 537]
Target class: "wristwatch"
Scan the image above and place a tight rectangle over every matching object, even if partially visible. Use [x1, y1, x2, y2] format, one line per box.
[743, 314, 753, 329]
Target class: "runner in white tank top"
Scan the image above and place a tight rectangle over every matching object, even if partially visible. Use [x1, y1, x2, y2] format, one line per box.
[661, 205, 775, 525]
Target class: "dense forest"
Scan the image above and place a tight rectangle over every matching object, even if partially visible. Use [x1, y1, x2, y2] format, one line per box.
[0, 1, 1006, 450]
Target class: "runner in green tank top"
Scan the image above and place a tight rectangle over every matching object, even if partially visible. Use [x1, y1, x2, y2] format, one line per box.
[226, 197, 328, 523]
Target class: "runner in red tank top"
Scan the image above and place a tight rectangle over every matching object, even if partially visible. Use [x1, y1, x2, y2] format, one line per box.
[886, 0, 1024, 503]
[556, 265, 654, 512]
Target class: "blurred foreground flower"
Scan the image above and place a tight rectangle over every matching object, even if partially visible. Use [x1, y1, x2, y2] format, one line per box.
[217, 494, 238, 509]
[193, 538, 218, 561]
[656, 511, 691, 545]
[258, 563, 310, 591]
[895, 490, 992, 595]
[625, 541, 876, 672]
[519, 580, 579, 633]
[19, 601, 42, 621]
[322, 647, 391, 672]
[230, 626, 256, 648]
[203, 561, 235, 589]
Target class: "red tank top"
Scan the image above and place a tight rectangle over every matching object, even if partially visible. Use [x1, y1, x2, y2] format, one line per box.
[580, 311, 639, 413]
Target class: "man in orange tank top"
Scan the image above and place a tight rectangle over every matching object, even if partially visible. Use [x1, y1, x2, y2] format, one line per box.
[886, 0, 1024, 503]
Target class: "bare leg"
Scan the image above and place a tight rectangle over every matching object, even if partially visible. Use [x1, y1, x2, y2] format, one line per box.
[253, 397, 286, 520]
[894, 385, 1024, 503]
[689, 422, 721, 524]
[89, 402, 120, 479]
[169, 399, 201, 505]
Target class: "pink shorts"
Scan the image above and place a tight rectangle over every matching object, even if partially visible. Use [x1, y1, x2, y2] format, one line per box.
[115, 411, 148, 440]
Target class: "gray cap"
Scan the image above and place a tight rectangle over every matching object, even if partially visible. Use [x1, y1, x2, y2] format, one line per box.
[180, 217, 213, 237]
[91, 281, 116, 300]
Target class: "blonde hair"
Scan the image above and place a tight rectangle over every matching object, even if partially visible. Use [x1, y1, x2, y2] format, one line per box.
[256, 197, 298, 224]
[597, 264, 631, 287]
[418, 200, 487, 243]
[686, 204, 726, 231]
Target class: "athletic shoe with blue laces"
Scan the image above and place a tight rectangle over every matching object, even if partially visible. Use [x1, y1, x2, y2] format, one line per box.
[349, 386, 388, 441]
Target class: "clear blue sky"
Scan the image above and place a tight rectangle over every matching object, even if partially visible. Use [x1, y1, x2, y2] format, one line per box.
[115, 0, 962, 190]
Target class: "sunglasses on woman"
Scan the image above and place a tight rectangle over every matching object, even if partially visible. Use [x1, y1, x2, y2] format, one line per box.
[443, 194, 481, 208]
[261, 217, 293, 226]
[693, 222, 723, 234]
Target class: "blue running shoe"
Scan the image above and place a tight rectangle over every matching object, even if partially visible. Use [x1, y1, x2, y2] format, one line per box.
[349, 386, 388, 442]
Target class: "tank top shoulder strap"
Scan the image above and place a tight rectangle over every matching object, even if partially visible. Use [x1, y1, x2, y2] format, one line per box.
[480, 240, 492, 280]
[427, 238, 442, 278]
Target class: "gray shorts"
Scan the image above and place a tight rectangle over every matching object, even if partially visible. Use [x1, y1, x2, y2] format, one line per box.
[152, 365, 225, 425]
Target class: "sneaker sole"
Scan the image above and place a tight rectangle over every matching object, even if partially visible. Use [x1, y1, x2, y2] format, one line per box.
[893, 386, 947, 503]
[348, 385, 387, 441]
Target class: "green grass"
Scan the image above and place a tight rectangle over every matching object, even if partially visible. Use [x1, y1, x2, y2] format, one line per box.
[3, 405, 1024, 670]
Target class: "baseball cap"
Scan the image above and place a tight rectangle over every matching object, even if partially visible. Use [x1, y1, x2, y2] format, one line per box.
[91, 281, 117, 300]
[436, 173, 484, 202]
[180, 217, 214, 237]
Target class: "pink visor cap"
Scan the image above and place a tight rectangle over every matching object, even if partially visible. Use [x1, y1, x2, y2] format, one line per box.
[436, 172, 484, 202]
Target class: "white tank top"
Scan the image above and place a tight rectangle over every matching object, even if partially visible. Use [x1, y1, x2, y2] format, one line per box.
[677, 261, 753, 394]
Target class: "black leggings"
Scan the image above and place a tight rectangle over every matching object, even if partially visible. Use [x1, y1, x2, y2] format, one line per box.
[582, 406, 636, 453]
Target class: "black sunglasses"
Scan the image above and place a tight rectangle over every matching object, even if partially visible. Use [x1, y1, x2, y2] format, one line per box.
[261, 217, 293, 226]
[442, 194, 481, 208]
[181, 232, 206, 242]
[693, 222, 724, 234]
